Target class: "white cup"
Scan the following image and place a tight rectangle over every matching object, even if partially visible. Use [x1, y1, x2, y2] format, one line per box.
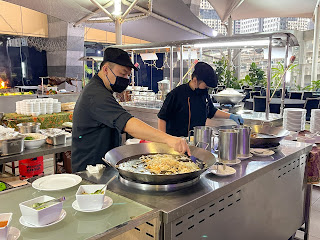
[0, 213, 12, 240]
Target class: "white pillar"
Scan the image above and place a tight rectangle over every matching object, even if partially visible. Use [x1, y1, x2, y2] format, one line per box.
[311, 4, 320, 83]
[115, 18, 122, 45]
[266, 37, 273, 120]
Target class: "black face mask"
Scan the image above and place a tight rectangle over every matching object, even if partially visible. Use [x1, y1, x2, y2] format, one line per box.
[194, 88, 208, 96]
[106, 67, 130, 93]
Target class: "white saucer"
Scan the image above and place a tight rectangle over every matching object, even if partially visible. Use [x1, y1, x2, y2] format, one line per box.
[237, 153, 253, 160]
[19, 209, 66, 228]
[210, 165, 236, 176]
[7, 227, 20, 240]
[219, 159, 241, 166]
[72, 196, 113, 212]
[250, 148, 275, 157]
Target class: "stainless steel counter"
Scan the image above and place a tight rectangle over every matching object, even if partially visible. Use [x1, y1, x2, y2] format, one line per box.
[122, 105, 283, 129]
[0, 141, 71, 165]
[79, 140, 312, 240]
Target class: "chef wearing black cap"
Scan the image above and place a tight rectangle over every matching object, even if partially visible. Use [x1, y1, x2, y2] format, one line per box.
[158, 62, 243, 137]
[72, 47, 190, 172]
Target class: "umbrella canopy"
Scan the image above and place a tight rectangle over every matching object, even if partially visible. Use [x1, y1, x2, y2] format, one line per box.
[207, 0, 318, 22]
[3, 0, 215, 42]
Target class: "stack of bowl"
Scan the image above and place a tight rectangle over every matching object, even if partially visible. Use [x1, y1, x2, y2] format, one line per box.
[310, 109, 320, 133]
[283, 108, 306, 132]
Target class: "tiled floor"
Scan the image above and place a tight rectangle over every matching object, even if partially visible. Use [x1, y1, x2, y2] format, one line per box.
[295, 185, 320, 239]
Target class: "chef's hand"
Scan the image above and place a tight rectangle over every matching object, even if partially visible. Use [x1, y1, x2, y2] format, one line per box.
[167, 136, 191, 156]
[229, 114, 244, 125]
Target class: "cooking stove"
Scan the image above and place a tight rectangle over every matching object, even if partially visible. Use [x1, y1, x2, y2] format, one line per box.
[118, 175, 200, 191]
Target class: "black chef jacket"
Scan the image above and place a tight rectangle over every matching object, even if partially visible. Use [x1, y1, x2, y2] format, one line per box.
[72, 74, 133, 172]
[157, 83, 217, 137]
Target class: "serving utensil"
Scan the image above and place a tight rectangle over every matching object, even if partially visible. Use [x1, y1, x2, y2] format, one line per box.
[93, 175, 117, 194]
[32, 196, 65, 210]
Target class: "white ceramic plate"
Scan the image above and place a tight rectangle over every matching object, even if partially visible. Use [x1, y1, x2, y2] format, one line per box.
[19, 209, 66, 228]
[250, 148, 275, 157]
[237, 153, 253, 160]
[72, 196, 113, 213]
[7, 227, 20, 240]
[210, 165, 236, 176]
[219, 159, 241, 166]
[32, 174, 82, 191]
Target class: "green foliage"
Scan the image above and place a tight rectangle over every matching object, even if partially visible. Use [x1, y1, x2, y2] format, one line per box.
[271, 62, 298, 88]
[213, 57, 240, 89]
[84, 64, 93, 74]
[303, 79, 320, 91]
[240, 62, 266, 87]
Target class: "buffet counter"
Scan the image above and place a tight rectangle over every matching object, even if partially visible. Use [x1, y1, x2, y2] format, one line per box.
[0, 178, 159, 240]
[79, 140, 312, 240]
[123, 105, 283, 128]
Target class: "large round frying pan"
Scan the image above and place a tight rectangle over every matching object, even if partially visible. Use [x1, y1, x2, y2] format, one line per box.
[250, 125, 289, 146]
[103, 143, 216, 184]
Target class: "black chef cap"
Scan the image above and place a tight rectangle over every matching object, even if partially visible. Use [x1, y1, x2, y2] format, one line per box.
[192, 62, 218, 88]
[103, 47, 138, 71]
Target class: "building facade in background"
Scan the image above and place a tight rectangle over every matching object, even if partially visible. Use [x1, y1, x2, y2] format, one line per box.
[198, 0, 314, 35]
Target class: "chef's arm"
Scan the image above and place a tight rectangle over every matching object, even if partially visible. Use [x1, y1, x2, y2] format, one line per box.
[124, 117, 191, 155]
[158, 118, 166, 132]
[212, 109, 244, 125]
[212, 109, 231, 118]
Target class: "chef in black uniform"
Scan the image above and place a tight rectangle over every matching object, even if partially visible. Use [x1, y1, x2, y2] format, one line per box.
[72, 47, 190, 172]
[158, 62, 243, 137]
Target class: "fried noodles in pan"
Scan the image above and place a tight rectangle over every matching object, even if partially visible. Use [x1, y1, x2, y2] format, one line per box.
[117, 154, 201, 175]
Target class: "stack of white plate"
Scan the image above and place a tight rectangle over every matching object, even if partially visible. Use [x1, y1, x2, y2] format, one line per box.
[53, 102, 61, 113]
[283, 108, 306, 132]
[310, 109, 320, 133]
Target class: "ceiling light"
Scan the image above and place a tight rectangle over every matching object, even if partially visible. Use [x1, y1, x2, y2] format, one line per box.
[212, 30, 218, 37]
[194, 40, 270, 48]
[112, 0, 122, 16]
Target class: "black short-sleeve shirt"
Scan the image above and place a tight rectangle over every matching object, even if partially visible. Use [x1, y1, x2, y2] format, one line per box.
[71, 74, 133, 172]
[157, 83, 217, 137]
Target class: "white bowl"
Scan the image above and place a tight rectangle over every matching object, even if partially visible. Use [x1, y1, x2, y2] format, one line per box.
[0, 213, 12, 239]
[19, 195, 63, 226]
[76, 185, 105, 211]
[23, 133, 47, 149]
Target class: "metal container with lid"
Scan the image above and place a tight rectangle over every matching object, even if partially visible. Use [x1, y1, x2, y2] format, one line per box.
[17, 122, 41, 133]
[0, 137, 24, 156]
[234, 125, 251, 157]
[218, 129, 239, 161]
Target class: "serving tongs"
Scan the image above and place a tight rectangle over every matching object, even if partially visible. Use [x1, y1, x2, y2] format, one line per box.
[32, 196, 66, 210]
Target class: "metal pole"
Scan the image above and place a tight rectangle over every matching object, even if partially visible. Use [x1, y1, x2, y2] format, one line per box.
[91, 60, 94, 76]
[227, 16, 233, 72]
[180, 45, 183, 85]
[266, 37, 272, 120]
[311, 4, 320, 84]
[170, 46, 174, 90]
[199, 47, 203, 61]
[131, 51, 135, 86]
[188, 48, 192, 81]
[280, 35, 290, 116]
[115, 18, 122, 45]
